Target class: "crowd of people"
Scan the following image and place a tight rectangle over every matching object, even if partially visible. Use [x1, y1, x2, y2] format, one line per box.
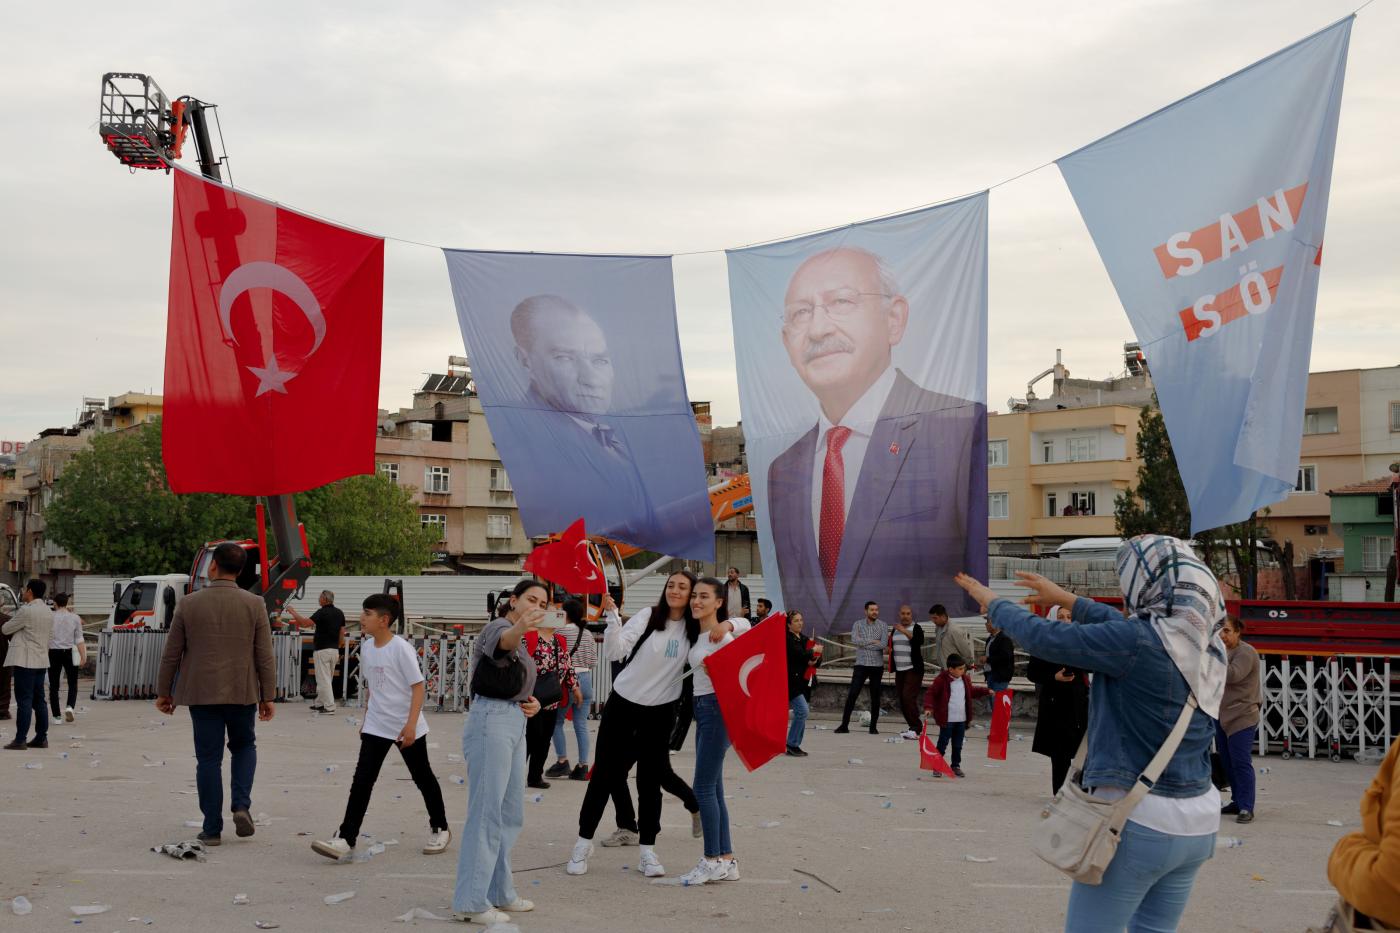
[4, 543, 1398, 931]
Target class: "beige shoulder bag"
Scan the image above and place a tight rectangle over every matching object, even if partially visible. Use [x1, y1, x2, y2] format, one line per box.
[1030, 695, 1198, 885]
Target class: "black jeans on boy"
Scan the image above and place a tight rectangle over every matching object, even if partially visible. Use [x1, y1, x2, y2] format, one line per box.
[337, 733, 448, 845]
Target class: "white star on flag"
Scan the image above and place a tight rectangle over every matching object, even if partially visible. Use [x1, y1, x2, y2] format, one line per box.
[247, 352, 297, 396]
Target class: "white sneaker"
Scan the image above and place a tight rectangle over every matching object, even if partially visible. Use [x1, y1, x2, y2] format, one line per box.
[900, 729, 918, 740]
[422, 828, 451, 854]
[64, 707, 75, 723]
[679, 857, 725, 887]
[600, 827, 639, 847]
[566, 838, 593, 875]
[494, 898, 533, 912]
[311, 836, 352, 860]
[717, 857, 740, 881]
[452, 908, 510, 925]
[639, 848, 665, 877]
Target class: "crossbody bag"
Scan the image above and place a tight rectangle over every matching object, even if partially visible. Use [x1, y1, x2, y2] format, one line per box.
[1030, 694, 1199, 885]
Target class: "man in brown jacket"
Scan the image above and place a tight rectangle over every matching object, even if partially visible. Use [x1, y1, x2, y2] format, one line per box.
[156, 543, 276, 845]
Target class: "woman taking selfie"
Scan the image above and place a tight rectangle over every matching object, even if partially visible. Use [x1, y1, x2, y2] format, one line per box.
[569, 570, 701, 879]
[453, 579, 544, 926]
[679, 576, 753, 886]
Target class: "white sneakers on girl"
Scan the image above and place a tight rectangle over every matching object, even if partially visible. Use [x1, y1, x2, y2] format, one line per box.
[452, 908, 510, 925]
[422, 829, 451, 854]
[311, 836, 351, 860]
[494, 899, 533, 912]
[639, 848, 666, 877]
[567, 838, 594, 875]
[679, 857, 727, 886]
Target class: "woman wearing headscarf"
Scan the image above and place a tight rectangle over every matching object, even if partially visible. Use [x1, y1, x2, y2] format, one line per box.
[955, 534, 1228, 933]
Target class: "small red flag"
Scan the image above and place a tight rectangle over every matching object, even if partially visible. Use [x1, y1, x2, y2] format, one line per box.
[706, 616, 788, 771]
[919, 722, 955, 778]
[987, 689, 1014, 760]
[163, 168, 384, 494]
[523, 518, 606, 595]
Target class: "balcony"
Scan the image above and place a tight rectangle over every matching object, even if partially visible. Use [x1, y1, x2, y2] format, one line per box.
[1030, 458, 1136, 487]
[1030, 514, 1119, 537]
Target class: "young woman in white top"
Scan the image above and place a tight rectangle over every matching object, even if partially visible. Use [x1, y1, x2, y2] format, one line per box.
[569, 570, 718, 879]
[679, 576, 753, 886]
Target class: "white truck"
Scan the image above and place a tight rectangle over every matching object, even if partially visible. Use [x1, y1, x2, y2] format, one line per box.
[104, 574, 190, 631]
[0, 583, 18, 617]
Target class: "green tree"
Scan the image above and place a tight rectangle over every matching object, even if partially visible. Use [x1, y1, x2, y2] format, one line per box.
[1115, 399, 1192, 540]
[46, 422, 256, 575]
[295, 474, 439, 575]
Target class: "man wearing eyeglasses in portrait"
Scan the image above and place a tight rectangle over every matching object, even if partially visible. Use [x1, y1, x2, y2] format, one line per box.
[766, 247, 986, 635]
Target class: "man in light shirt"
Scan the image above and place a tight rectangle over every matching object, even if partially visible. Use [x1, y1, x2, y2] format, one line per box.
[834, 601, 889, 735]
[765, 247, 986, 635]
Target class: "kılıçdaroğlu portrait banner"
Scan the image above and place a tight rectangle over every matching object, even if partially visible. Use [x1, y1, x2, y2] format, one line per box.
[442, 250, 715, 561]
[1058, 17, 1352, 534]
[726, 193, 989, 636]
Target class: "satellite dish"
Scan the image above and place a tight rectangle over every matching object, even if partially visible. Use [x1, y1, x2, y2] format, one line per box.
[379, 418, 397, 434]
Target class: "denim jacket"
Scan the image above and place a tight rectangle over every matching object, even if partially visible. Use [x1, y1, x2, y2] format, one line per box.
[987, 596, 1213, 798]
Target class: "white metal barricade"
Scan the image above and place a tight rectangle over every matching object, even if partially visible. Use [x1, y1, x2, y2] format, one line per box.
[96, 629, 302, 701]
[1258, 655, 1394, 760]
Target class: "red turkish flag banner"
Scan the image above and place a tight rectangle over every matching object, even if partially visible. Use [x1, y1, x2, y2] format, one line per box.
[163, 168, 384, 494]
[706, 616, 788, 771]
[919, 722, 955, 777]
[522, 519, 607, 595]
[987, 689, 1014, 761]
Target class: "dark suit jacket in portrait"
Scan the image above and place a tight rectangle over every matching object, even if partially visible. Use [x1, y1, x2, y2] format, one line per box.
[766, 369, 987, 635]
[484, 401, 714, 561]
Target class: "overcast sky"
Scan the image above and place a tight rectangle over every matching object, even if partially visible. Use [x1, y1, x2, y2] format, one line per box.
[3, 0, 1396, 445]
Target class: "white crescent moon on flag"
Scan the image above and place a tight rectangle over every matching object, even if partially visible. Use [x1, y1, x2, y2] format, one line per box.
[738, 654, 764, 697]
[217, 261, 326, 356]
[574, 539, 599, 581]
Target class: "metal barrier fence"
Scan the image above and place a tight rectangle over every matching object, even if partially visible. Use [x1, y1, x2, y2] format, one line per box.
[1258, 655, 1394, 760]
[338, 633, 613, 715]
[95, 630, 303, 701]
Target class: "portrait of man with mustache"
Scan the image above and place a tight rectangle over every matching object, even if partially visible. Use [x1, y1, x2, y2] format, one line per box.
[766, 247, 986, 634]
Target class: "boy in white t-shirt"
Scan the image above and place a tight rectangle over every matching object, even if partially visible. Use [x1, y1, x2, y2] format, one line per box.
[922, 653, 991, 779]
[312, 595, 451, 859]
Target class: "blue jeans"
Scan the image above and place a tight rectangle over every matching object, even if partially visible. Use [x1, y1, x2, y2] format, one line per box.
[12, 667, 48, 744]
[551, 670, 593, 764]
[692, 693, 732, 858]
[937, 721, 967, 769]
[454, 697, 525, 914]
[188, 704, 257, 836]
[1216, 723, 1256, 812]
[788, 694, 809, 748]
[1065, 821, 1215, 931]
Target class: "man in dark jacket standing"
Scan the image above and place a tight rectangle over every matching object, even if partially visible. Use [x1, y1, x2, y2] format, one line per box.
[1026, 650, 1089, 795]
[156, 543, 277, 845]
[887, 604, 925, 739]
[980, 616, 1016, 714]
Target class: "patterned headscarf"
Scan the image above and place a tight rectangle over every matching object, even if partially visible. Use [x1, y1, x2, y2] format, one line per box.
[1116, 534, 1228, 718]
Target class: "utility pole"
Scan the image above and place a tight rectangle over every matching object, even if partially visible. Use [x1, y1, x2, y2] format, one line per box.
[1388, 462, 1399, 603]
[1247, 510, 1259, 600]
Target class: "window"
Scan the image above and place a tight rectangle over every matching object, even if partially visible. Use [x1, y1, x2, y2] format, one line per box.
[1391, 401, 1400, 433]
[1070, 490, 1096, 515]
[489, 467, 513, 491]
[377, 462, 399, 484]
[1304, 524, 1330, 536]
[1045, 492, 1058, 517]
[987, 440, 1008, 468]
[1066, 436, 1097, 462]
[487, 514, 512, 539]
[425, 465, 451, 494]
[1042, 440, 1055, 464]
[1303, 407, 1339, 435]
[420, 513, 447, 537]
[988, 492, 1009, 520]
[1294, 464, 1317, 494]
[1361, 536, 1392, 572]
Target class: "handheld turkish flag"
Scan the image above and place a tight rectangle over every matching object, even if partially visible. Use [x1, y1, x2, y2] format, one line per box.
[987, 689, 1014, 761]
[522, 519, 606, 595]
[919, 722, 955, 778]
[163, 168, 384, 494]
[706, 616, 788, 771]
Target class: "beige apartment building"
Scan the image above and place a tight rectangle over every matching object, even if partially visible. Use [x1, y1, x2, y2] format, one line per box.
[987, 357, 1400, 558]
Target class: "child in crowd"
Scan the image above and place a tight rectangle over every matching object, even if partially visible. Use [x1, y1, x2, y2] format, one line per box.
[922, 653, 991, 778]
[312, 594, 451, 860]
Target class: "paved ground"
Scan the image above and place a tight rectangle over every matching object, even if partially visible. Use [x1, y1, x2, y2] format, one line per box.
[0, 690, 1374, 932]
